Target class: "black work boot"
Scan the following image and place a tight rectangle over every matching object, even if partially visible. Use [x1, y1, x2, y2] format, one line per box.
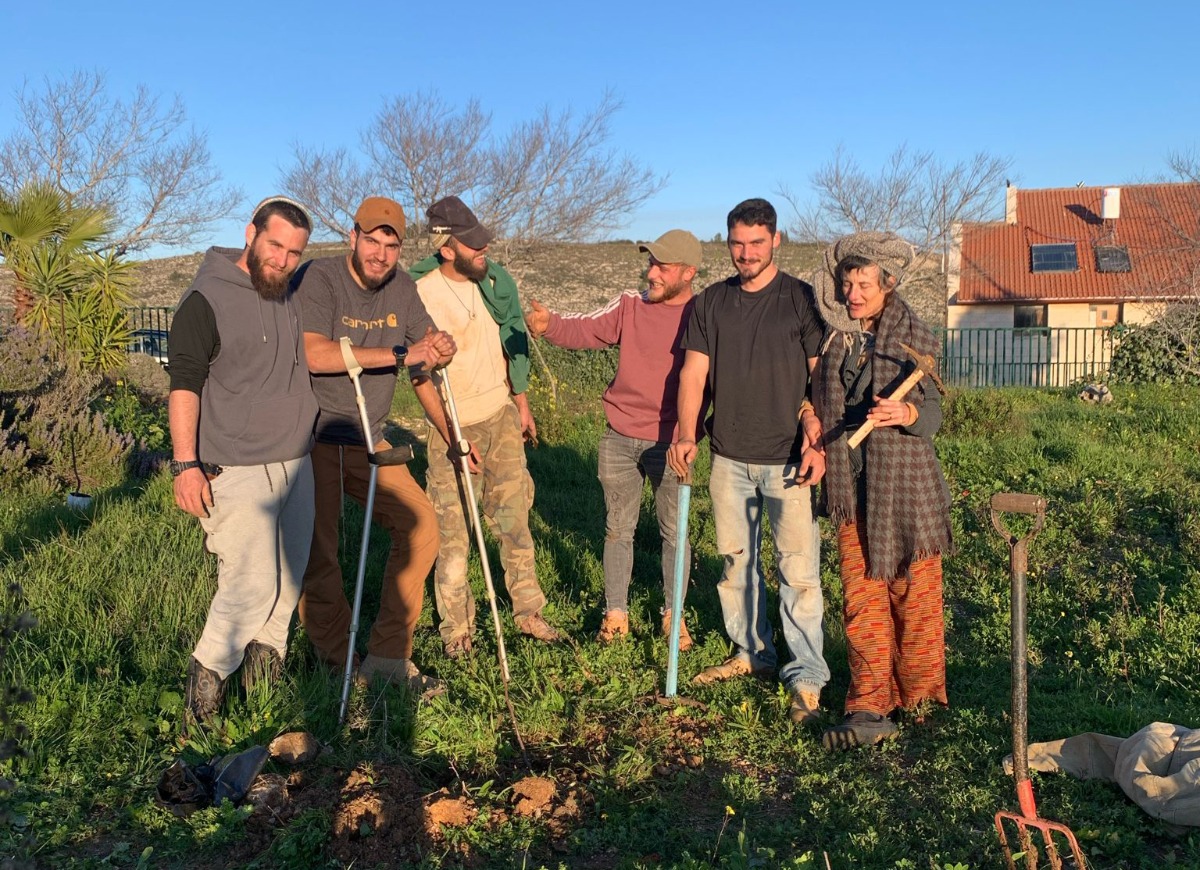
[185, 657, 226, 723]
[241, 641, 282, 695]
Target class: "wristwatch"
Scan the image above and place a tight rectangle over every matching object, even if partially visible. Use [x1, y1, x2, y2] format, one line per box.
[392, 344, 408, 368]
[169, 459, 203, 477]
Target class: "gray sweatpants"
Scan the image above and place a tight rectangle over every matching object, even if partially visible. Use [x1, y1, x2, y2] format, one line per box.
[193, 456, 314, 679]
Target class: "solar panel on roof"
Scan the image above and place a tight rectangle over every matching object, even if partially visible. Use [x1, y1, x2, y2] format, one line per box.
[1030, 243, 1078, 273]
[1095, 245, 1132, 273]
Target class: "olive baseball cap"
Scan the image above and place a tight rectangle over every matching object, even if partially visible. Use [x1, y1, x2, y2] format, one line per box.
[353, 196, 407, 238]
[637, 229, 703, 268]
[427, 196, 493, 249]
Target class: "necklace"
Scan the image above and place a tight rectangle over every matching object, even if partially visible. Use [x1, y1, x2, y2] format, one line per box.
[440, 271, 476, 320]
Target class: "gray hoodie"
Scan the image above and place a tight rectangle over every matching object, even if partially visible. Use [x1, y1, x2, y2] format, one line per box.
[179, 247, 317, 466]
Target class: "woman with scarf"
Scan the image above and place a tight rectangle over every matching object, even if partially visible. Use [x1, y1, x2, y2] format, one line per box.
[809, 232, 953, 750]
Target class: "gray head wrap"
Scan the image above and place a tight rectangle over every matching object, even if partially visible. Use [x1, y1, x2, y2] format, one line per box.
[811, 231, 917, 333]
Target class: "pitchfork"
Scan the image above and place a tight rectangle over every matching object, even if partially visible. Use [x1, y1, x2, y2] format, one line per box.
[991, 492, 1087, 870]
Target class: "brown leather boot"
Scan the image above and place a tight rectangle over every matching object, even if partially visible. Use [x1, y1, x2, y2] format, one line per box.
[596, 610, 630, 644]
[241, 641, 282, 695]
[661, 610, 693, 652]
[185, 657, 226, 723]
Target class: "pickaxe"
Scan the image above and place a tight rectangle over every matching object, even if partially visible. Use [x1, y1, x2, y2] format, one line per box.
[845, 342, 946, 449]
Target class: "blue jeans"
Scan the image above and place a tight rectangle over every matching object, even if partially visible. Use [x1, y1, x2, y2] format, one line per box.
[597, 427, 687, 613]
[708, 453, 827, 694]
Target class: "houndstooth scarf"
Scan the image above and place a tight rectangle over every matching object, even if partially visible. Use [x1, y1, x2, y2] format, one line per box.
[814, 282, 953, 579]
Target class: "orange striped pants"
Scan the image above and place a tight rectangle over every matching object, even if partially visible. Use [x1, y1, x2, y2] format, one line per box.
[838, 518, 947, 716]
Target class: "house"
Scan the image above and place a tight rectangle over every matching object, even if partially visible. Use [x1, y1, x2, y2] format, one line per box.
[942, 182, 1200, 386]
[948, 182, 1200, 329]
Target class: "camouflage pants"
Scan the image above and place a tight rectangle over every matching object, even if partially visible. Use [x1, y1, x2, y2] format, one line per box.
[425, 402, 546, 643]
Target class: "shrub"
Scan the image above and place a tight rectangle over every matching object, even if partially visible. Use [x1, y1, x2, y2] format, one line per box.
[1109, 319, 1200, 385]
[940, 388, 1017, 438]
[93, 377, 169, 454]
[0, 327, 135, 493]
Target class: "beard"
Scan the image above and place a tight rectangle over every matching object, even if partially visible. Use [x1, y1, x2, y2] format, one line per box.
[451, 243, 488, 282]
[649, 277, 688, 303]
[350, 248, 397, 291]
[247, 247, 293, 302]
[734, 249, 773, 285]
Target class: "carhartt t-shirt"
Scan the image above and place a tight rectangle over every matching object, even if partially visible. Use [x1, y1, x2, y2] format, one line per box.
[682, 271, 824, 463]
[296, 257, 435, 446]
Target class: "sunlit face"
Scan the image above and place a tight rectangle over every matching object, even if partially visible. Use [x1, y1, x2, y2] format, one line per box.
[245, 215, 309, 301]
[446, 238, 488, 282]
[842, 264, 893, 322]
[727, 221, 779, 285]
[645, 257, 694, 304]
[349, 226, 402, 290]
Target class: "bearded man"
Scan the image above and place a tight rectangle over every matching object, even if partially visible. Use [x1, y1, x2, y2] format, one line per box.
[524, 230, 706, 648]
[168, 196, 318, 726]
[410, 195, 560, 658]
[293, 196, 456, 698]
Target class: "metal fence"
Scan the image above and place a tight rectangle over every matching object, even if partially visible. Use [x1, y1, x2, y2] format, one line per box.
[936, 327, 1113, 388]
[118, 307, 1114, 391]
[126, 306, 174, 334]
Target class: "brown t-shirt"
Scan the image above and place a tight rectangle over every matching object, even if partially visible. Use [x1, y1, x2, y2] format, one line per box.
[296, 256, 435, 446]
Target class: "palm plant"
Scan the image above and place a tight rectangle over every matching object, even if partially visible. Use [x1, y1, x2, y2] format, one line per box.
[0, 182, 132, 370]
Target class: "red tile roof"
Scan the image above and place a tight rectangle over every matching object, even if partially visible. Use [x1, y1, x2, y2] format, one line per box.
[956, 183, 1200, 304]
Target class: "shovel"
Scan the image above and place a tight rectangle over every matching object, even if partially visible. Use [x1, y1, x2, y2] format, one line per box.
[991, 492, 1086, 870]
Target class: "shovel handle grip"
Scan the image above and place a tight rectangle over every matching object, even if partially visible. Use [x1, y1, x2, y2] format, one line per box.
[990, 493, 1045, 516]
[990, 492, 1047, 544]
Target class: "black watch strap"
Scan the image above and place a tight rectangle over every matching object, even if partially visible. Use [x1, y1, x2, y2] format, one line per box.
[392, 344, 408, 367]
[169, 459, 202, 477]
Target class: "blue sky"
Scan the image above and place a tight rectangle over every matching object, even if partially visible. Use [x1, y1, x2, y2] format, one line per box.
[4, 1, 1198, 255]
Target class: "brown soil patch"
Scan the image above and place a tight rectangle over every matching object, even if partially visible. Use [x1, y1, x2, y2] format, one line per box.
[425, 790, 477, 833]
[512, 775, 556, 817]
[268, 731, 321, 765]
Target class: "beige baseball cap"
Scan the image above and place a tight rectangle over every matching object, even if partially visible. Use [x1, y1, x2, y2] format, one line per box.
[637, 229, 703, 268]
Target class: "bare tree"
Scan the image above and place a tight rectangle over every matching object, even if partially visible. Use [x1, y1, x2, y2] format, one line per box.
[279, 89, 665, 254]
[477, 93, 664, 252]
[367, 92, 491, 235]
[1167, 146, 1200, 183]
[777, 143, 1012, 271]
[0, 70, 241, 253]
[277, 145, 378, 240]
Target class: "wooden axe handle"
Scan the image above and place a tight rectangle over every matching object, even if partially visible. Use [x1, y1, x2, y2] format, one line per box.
[845, 368, 926, 449]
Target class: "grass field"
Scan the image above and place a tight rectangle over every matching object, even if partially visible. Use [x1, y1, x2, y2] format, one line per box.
[1, 370, 1199, 868]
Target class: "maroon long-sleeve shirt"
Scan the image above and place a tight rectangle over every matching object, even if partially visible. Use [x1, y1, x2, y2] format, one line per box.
[543, 290, 705, 443]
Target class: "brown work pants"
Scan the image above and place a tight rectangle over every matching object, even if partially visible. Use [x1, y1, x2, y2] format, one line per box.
[838, 516, 947, 716]
[298, 441, 438, 665]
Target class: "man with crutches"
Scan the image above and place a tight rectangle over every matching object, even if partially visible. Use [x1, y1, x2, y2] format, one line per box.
[411, 196, 561, 658]
[295, 196, 456, 698]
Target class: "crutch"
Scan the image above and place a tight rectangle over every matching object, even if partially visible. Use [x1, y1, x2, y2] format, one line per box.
[337, 338, 414, 725]
[664, 467, 692, 697]
[435, 368, 525, 751]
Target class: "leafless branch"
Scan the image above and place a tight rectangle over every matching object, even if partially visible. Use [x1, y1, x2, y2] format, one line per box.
[0, 70, 241, 253]
[777, 143, 1011, 271]
[278, 145, 377, 240]
[279, 88, 664, 257]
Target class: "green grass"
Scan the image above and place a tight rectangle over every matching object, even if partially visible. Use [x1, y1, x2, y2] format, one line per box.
[2, 376, 1199, 868]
